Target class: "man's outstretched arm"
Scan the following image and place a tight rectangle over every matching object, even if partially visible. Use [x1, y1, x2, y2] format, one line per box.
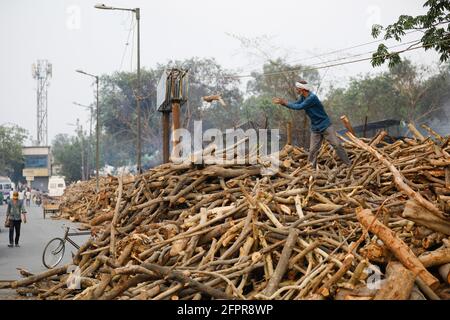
[285, 94, 316, 110]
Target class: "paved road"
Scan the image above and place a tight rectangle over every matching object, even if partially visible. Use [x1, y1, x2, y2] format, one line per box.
[0, 203, 90, 281]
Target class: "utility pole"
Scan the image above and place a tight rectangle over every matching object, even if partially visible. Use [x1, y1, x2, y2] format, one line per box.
[157, 68, 189, 163]
[95, 76, 100, 189]
[136, 8, 141, 173]
[162, 113, 170, 163]
[73, 102, 94, 179]
[95, 4, 142, 173]
[76, 119, 85, 181]
[76, 70, 100, 192]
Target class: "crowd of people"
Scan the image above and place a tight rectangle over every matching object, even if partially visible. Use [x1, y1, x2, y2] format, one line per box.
[0, 187, 42, 207]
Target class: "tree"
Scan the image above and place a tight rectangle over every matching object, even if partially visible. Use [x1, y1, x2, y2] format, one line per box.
[325, 73, 401, 126]
[324, 60, 450, 130]
[99, 68, 160, 168]
[52, 134, 83, 183]
[371, 0, 450, 67]
[0, 124, 27, 179]
[168, 57, 243, 131]
[416, 62, 450, 127]
[98, 57, 243, 168]
[388, 59, 433, 122]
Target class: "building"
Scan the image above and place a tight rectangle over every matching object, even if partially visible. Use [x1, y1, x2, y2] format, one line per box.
[337, 119, 405, 141]
[22, 146, 52, 192]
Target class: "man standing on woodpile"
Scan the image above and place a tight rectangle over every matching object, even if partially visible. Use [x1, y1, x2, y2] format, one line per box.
[272, 81, 351, 167]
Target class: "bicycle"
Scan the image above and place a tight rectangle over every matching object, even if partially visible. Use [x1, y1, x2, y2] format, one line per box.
[42, 225, 91, 269]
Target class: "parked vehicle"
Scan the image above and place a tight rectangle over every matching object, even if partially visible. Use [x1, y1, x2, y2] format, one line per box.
[0, 176, 12, 203]
[48, 176, 66, 197]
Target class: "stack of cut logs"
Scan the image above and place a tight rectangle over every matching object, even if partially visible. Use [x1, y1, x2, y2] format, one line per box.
[2, 124, 450, 300]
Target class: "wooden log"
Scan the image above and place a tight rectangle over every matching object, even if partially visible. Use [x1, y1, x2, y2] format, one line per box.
[409, 285, 427, 300]
[407, 123, 425, 141]
[318, 253, 354, 297]
[356, 208, 439, 290]
[90, 211, 114, 226]
[261, 228, 298, 297]
[340, 115, 355, 135]
[370, 130, 388, 147]
[309, 203, 343, 212]
[349, 259, 368, 286]
[202, 94, 226, 107]
[99, 275, 154, 300]
[428, 159, 450, 166]
[11, 265, 68, 288]
[446, 166, 450, 189]
[374, 261, 415, 300]
[402, 200, 450, 235]
[289, 240, 321, 268]
[415, 277, 441, 300]
[335, 286, 376, 300]
[286, 121, 292, 146]
[435, 187, 450, 196]
[418, 247, 450, 267]
[73, 238, 94, 265]
[140, 263, 233, 300]
[438, 263, 450, 284]
[110, 174, 123, 259]
[346, 132, 446, 219]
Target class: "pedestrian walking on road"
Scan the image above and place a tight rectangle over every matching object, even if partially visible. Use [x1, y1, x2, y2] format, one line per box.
[25, 189, 31, 207]
[18, 189, 25, 206]
[6, 191, 27, 247]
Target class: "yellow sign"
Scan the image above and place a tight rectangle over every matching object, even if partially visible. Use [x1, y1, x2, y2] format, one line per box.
[23, 168, 48, 177]
[26, 176, 34, 181]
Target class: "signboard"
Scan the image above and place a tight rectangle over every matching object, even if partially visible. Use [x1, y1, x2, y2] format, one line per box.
[156, 70, 168, 111]
[157, 69, 189, 112]
[26, 176, 34, 181]
[23, 168, 49, 177]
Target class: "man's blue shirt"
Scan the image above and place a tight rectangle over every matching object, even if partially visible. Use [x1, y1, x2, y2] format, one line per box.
[286, 92, 331, 133]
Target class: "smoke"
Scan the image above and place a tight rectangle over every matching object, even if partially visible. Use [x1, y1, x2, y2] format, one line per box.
[422, 98, 450, 137]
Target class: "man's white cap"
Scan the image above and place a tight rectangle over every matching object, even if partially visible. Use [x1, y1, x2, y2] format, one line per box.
[295, 82, 310, 91]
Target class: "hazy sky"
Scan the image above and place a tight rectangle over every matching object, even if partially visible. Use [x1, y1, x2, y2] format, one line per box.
[0, 0, 441, 144]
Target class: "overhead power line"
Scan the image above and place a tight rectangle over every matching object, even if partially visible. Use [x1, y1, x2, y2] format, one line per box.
[225, 38, 449, 80]
[236, 30, 422, 75]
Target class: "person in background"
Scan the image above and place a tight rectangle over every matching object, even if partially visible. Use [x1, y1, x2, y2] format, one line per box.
[18, 189, 25, 205]
[6, 191, 27, 247]
[0, 191, 3, 205]
[35, 189, 42, 206]
[25, 189, 31, 207]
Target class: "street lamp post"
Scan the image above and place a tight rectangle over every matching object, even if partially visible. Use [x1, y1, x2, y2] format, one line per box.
[95, 3, 142, 174]
[73, 102, 94, 179]
[67, 119, 85, 181]
[76, 69, 100, 192]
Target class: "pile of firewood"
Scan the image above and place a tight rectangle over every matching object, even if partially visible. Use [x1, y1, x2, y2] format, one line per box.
[2, 124, 450, 300]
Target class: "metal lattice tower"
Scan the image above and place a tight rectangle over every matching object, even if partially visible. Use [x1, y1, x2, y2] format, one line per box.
[32, 60, 52, 146]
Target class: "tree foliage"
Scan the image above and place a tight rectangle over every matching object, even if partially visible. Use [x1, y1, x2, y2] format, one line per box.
[98, 57, 243, 168]
[0, 124, 27, 178]
[371, 0, 450, 67]
[325, 59, 450, 127]
[52, 134, 83, 182]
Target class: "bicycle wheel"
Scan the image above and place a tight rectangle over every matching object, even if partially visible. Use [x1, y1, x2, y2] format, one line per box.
[42, 238, 66, 269]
